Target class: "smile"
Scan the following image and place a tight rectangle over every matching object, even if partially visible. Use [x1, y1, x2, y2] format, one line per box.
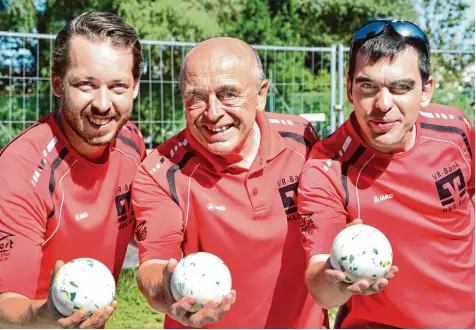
[87, 116, 113, 126]
[205, 124, 233, 133]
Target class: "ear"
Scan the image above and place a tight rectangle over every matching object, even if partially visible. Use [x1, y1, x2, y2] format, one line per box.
[346, 75, 354, 105]
[52, 72, 64, 98]
[421, 75, 434, 107]
[256, 79, 269, 111]
[133, 80, 140, 99]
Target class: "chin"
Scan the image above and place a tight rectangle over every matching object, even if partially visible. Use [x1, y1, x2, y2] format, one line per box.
[205, 141, 238, 155]
[83, 132, 116, 146]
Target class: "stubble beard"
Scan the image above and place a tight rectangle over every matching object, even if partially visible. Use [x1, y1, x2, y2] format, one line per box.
[60, 98, 131, 147]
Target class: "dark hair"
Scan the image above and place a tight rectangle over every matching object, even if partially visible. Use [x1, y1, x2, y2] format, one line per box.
[348, 25, 430, 87]
[51, 11, 144, 81]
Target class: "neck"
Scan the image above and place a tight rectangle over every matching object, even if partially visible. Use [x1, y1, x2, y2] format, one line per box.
[56, 111, 109, 163]
[226, 122, 261, 169]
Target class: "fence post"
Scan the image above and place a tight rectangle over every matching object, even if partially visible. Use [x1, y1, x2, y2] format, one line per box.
[337, 44, 345, 127]
[268, 70, 274, 112]
[330, 44, 337, 133]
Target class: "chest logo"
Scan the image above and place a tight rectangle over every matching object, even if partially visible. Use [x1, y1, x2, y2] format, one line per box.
[433, 167, 467, 212]
[373, 194, 393, 204]
[207, 203, 226, 211]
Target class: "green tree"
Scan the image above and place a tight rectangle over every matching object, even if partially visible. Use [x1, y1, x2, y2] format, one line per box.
[418, 0, 475, 121]
[117, 0, 242, 41]
[0, 0, 37, 32]
[292, 0, 418, 46]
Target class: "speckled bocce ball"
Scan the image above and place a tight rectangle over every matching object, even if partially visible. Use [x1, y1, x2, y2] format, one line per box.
[171, 252, 232, 312]
[330, 224, 393, 284]
[51, 258, 116, 316]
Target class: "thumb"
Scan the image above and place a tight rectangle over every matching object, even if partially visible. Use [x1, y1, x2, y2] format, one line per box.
[50, 260, 65, 283]
[346, 219, 363, 227]
[163, 259, 178, 304]
[163, 258, 178, 281]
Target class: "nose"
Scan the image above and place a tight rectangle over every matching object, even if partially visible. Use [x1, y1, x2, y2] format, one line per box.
[374, 88, 393, 113]
[91, 86, 112, 113]
[205, 95, 225, 121]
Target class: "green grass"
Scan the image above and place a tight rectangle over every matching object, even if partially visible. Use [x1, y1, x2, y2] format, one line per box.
[106, 268, 165, 329]
[107, 267, 337, 328]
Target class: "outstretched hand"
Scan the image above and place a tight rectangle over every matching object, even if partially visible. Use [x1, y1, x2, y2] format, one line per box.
[163, 258, 237, 328]
[43, 260, 117, 329]
[325, 218, 399, 296]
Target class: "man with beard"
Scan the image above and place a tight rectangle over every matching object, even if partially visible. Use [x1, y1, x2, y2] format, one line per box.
[0, 11, 146, 328]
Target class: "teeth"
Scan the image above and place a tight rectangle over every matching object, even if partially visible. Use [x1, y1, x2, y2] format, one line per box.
[88, 117, 112, 126]
[207, 125, 231, 133]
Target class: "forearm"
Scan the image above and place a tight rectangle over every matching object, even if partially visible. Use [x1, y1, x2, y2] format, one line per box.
[0, 295, 54, 328]
[306, 261, 352, 309]
[136, 261, 170, 313]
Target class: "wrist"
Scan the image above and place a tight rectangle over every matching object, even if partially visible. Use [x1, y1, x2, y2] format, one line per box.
[35, 300, 58, 328]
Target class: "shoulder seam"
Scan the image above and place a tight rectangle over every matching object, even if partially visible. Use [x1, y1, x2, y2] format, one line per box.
[420, 122, 472, 157]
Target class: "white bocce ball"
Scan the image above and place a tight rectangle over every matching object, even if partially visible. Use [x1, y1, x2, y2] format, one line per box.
[51, 258, 116, 316]
[171, 252, 232, 312]
[330, 224, 393, 284]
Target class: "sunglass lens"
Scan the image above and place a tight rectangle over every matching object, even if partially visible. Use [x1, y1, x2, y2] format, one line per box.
[392, 21, 427, 40]
[354, 22, 387, 41]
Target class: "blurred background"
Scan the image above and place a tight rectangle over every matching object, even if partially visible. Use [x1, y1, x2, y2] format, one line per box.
[1, 0, 474, 328]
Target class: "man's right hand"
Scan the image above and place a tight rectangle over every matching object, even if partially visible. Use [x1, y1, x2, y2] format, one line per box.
[39, 260, 117, 329]
[321, 258, 399, 296]
[324, 218, 399, 295]
[306, 218, 398, 309]
[162, 259, 237, 328]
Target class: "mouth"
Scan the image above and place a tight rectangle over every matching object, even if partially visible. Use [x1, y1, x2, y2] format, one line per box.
[369, 119, 397, 131]
[86, 116, 114, 128]
[203, 124, 234, 134]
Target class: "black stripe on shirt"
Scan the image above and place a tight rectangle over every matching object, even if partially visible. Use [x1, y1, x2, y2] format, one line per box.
[117, 133, 140, 155]
[278, 131, 313, 150]
[166, 151, 196, 205]
[47, 147, 69, 219]
[421, 122, 472, 157]
[341, 145, 366, 206]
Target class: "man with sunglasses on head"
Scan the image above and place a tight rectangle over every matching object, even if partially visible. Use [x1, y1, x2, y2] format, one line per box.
[298, 20, 474, 328]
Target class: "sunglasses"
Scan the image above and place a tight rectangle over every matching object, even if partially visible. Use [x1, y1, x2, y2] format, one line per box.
[352, 20, 427, 43]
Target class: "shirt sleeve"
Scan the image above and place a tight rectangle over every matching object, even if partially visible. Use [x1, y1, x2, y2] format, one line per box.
[298, 147, 348, 259]
[464, 115, 475, 196]
[131, 164, 184, 263]
[0, 150, 47, 298]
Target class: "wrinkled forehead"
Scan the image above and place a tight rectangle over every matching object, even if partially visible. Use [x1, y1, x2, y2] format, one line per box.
[183, 49, 257, 89]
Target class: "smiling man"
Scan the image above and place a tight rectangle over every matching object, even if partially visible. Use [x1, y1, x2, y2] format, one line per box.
[298, 20, 474, 328]
[0, 12, 146, 328]
[131, 37, 327, 328]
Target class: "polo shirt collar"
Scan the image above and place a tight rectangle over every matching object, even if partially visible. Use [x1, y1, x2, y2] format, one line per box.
[185, 111, 287, 173]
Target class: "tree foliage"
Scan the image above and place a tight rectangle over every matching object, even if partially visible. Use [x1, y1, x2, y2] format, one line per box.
[0, 0, 473, 147]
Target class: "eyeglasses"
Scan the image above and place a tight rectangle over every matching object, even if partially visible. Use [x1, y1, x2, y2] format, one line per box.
[352, 20, 427, 43]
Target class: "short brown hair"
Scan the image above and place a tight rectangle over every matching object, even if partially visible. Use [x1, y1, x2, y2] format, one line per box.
[51, 11, 144, 81]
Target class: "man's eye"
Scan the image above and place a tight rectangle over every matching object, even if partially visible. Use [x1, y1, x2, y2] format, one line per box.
[221, 91, 237, 99]
[77, 81, 92, 87]
[361, 83, 375, 89]
[392, 85, 411, 93]
[112, 84, 128, 90]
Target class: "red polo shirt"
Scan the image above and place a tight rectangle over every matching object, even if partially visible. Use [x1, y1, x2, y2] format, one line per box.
[298, 103, 474, 328]
[0, 111, 146, 299]
[132, 111, 327, 328]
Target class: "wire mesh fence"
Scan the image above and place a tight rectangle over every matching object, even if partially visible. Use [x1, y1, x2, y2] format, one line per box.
[0, 31, 474, 149]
